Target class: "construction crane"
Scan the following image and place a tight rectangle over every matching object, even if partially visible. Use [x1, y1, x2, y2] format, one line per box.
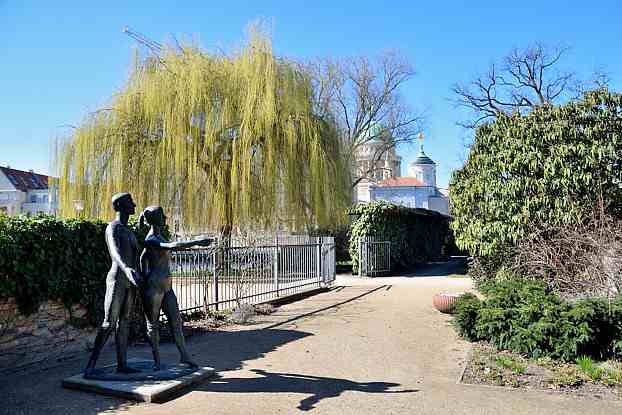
[122, 26, 163, 55]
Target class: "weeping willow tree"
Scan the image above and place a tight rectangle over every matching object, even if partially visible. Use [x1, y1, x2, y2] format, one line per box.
[56, 32, 351, 232]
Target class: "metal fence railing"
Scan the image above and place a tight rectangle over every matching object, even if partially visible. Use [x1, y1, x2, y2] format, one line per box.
[170, 236, 335, 315]
[358, 237, 391, 277]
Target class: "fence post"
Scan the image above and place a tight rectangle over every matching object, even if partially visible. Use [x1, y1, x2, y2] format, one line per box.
[273, 243, 280, 297]
[213, 247, 219, 311]
[358, 237, 362, 278]
[316, 239, 322, 285]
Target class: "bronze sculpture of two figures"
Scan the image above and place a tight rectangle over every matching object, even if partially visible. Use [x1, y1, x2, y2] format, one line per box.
[83, 193, 211, 379]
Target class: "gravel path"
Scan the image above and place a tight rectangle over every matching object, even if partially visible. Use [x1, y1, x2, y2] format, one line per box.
[2, 267, 621, 414]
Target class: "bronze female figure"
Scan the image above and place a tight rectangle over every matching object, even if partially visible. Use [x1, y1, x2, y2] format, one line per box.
[139, 206, 212, 370]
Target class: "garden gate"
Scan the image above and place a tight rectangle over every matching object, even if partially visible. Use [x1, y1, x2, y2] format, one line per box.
[358, 237, 391, 277]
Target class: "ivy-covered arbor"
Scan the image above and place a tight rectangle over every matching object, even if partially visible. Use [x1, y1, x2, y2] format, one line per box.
[56, 32, 350, 232]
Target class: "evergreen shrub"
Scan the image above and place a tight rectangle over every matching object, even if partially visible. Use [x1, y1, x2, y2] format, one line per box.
[453, 279, 622, 361]
[348, 201, 457, 273]
[450, 89, 622, 266]
[452, 293, 481, 341]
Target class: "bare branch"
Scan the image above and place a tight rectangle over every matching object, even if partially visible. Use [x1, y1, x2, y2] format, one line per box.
[452, 43, 580, 128]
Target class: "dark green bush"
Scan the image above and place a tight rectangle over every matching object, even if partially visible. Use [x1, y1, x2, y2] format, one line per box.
[452, 293, 482, 341]
[0, 215, 107, 318]
[453, 279, 622, 361]
[0, 214, 165, 329]
[450, 89, 622, 261]
[348, 201, 456, 273]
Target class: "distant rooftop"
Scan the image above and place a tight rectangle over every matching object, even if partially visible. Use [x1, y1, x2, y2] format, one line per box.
[374, 177, 424, 187]
[0, 166, 49, 192]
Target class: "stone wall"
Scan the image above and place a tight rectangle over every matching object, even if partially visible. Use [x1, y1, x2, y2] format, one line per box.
[0, 299, 95, 374]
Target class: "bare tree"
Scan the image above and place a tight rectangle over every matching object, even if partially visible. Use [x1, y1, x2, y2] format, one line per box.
[307, 52, 423, 188]
[452, 43, 580, 128]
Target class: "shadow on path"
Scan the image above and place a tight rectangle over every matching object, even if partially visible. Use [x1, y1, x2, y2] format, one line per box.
[199, 369, 418, 411]
[264, 285, 389, 329]
[1, 328, 313, 415]
[2, 285, 395, 414]
[400, 256, 468, 278]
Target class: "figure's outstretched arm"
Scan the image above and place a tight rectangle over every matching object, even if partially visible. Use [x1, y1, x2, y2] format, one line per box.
[145, 237, 213, 251]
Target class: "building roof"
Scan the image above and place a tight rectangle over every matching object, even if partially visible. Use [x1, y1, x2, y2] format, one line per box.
[0, 166, 49, 192]
[411, 147, 436, 165]
[374, 177, 425, 187]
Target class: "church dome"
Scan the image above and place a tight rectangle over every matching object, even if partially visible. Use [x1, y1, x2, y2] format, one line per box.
[361, 123, 387, 143]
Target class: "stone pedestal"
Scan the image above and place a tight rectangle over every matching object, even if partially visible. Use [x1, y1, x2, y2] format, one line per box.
[62, 359, 215, 403]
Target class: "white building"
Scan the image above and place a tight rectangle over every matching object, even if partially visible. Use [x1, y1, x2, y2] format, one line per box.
[354, 124, 402, 203]
[0, 166, 58, 216]
[355, 136, 450, 215]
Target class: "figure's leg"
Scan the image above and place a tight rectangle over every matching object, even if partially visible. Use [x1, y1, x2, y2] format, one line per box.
[84, 279, 121, 377]
[143, 287, 164, 371]
[115, 285, 141, 374]
[162, 290, 197, 367]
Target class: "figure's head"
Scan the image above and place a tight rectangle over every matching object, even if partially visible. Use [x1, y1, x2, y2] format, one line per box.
[139, 206, 166, 228]
[111, 193, 136, 215]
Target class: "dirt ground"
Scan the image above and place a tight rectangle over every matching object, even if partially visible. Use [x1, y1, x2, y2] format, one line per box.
[2, 266, 622, 414]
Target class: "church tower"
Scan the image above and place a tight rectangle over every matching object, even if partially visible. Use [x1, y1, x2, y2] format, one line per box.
[409, 133, 436, 187]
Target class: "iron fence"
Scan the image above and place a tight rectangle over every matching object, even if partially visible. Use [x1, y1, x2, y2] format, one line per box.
[358, 237, 391, 277]
[170, 236, 335, 315]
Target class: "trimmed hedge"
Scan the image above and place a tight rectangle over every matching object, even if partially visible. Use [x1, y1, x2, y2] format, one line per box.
[453, 280, 622, 361]
[0, 214, 160, 328]
[348, 201, 458, 273]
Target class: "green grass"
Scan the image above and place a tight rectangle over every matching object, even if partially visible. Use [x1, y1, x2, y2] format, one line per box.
[495, 355, 527, 374]
[576, 356, 604, 381]
[576, 357, 622, 386]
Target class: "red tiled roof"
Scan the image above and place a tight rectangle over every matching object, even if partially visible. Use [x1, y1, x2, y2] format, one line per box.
[374, 177, 425, 187]
[0, 166, 49, 192]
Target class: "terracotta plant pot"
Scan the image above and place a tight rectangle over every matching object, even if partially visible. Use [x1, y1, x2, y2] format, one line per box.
[432, 293, 463, 314]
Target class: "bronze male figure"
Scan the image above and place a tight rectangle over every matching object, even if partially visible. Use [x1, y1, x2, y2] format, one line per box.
[84, 192, 141, 378]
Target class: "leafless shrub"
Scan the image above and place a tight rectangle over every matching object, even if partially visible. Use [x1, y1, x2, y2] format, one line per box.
[229, 303, 256, 324]
[222, 228, 271, 323]
[513, 208, 622, 299]
[254, 303, 276, 315]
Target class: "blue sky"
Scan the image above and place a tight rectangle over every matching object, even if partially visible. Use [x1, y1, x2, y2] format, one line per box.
[1, 1, 621, 188]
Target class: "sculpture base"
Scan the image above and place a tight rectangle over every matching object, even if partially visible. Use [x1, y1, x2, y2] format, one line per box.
[62, 359, 215, 403]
